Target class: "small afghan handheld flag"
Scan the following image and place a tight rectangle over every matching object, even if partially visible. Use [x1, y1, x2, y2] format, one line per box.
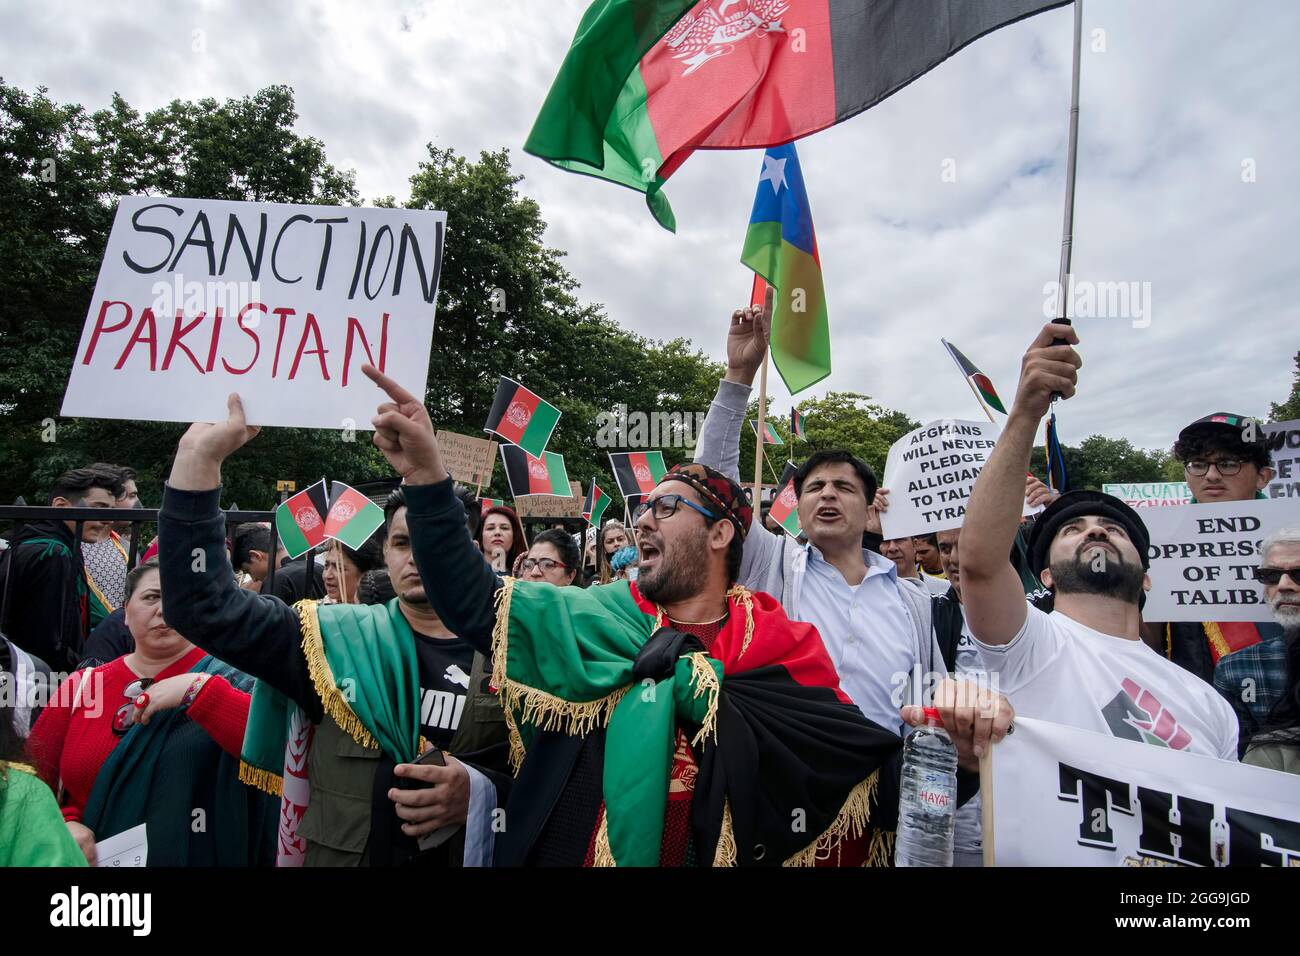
[742, 143, 830, 395]
[480, 497, 505, 516]
[324, 482, 385, 550]
[941, 338, 1007, 416]
[608, 451, 668, 499]
[750, 418, 785, 446]
[275, 479, 329, 559]
[769, 461, 801, 539]
[501, 446, 571, 498]
[484, 376, 561, 458]
[791, 407, 807, 440]
[583, 480, 610, 526]
[525, 0, 1069, 231]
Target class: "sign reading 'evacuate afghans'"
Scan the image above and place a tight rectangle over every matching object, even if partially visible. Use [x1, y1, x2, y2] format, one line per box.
[61, 196, 446, 429]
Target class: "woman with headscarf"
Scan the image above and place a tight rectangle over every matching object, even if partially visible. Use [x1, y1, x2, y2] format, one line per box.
[479, 505, 526, 574]
[28, 558, 276, 865]
[321, 534, 385, 605]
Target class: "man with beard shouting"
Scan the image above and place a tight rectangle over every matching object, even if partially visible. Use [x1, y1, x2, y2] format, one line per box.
[355, 365, 1012, 866]
[959, 323, 1237, 760]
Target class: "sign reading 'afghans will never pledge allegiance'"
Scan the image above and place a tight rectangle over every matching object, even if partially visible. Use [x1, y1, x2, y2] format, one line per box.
[61, 196, 446, 429]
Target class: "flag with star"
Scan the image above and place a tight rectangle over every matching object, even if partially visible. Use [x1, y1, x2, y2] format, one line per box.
[742, 142, 830, 394]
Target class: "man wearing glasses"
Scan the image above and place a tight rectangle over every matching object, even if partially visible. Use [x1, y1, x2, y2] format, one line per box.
[1147, 413, 1277, 682]
[1213, 528, 1300, 755]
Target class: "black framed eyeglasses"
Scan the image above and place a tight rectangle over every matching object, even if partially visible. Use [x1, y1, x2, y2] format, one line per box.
[632, 493, 716, 524]
[520, 557, 569, 573]
[1254, 566, 1300, 586]
[1185, 458, 1244, 477]
[112, 677, 154, 736]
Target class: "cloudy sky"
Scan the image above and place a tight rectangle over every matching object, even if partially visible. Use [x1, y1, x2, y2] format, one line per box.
[4, 0, 1297, 451]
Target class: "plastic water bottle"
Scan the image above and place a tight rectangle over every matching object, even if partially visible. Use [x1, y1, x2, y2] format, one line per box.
[895, 706, 958, 867]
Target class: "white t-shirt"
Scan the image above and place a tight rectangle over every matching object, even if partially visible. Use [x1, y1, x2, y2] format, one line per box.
[975, 606, 1238, 761]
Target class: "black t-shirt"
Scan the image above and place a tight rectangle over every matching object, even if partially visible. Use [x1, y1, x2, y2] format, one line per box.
[262, 556, 326, 605]
[412, 630, 475, 750]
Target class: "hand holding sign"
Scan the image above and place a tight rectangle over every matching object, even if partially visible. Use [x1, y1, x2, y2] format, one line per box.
[1012, 322, 1081, 420]
[363, 364, 446, 486]
[170, 393, 261, 491]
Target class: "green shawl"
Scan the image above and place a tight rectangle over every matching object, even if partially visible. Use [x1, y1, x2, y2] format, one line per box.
[240, 598, 424, 794]
[81, 656, 277, 866]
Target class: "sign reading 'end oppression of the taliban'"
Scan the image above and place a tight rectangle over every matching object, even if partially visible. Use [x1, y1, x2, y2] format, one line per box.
[880, 419, 1035, 538]
[1141, 498, 1300, 622]
[61, 196, 446, 429]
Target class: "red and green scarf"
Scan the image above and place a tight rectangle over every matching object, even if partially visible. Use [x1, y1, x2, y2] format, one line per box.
[491, 578, 899, 866]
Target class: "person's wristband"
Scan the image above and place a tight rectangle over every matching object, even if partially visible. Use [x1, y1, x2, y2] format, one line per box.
[182, 674, 209, 708]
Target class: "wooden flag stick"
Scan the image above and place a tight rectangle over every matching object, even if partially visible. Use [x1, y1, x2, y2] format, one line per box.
[337, 549, 350, 604]
[764, 450, 780, 485]
[752, 350, 770, 508]
[980, 744, 995, 867]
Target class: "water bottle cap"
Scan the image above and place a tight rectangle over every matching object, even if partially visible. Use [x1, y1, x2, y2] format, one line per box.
[921, 707, 943, 727]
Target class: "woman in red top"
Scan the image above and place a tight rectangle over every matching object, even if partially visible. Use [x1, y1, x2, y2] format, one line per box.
[29, 558, 275, 866]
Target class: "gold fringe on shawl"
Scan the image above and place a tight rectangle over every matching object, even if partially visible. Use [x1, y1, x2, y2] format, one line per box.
[297, 600, 378, 751]
[239, 760, 284, 797]
[592, 810, 616, 867]
[725, 585, 756, 659]
[865, 829, 895, 868]
[687, 651, 720, 748]
[783, 771, 880, 867]
[712, 799, 738, 867]
[492, 577, 630, 773]
[1203, 621, 1232, 662]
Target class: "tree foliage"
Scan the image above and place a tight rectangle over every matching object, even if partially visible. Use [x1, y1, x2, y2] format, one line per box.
[1271, 351, 1300, 422]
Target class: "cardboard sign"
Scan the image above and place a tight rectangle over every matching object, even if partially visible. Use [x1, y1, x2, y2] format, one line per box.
[436, 431, 497, 488]
[993, 717, 1299, 866]
[1102, 482, 1193, 508]
[514, 481, 583, 519]
[1263, 418, 1300, 499]
[1142, 498, 1300, 622]
[61, 196, 446, 429]
[880, 419, 1035, 538]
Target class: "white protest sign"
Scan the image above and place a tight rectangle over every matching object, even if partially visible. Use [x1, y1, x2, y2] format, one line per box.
[1263, 418, 1300, 499]
[1142, 497, 1300, 622]
[880, 419, 1034, 538]
[61, 196, 446, 429]
[991, 717, 1300, 866]
[1102, 481, 1193, 508]
[94, 822, 148, 867]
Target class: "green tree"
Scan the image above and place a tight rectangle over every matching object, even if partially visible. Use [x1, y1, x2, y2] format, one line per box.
[1030, 435, 1172, 491]
[0, 83, 727, 513]
[1270, 351, 1300, 422]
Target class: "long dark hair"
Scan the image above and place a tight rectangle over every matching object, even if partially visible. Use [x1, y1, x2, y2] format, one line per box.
[1252, 625, 1300, 750]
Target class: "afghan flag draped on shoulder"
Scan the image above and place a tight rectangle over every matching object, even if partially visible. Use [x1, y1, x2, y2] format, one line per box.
[525, 0, 1070, 232]
[491, 577, 901, 866]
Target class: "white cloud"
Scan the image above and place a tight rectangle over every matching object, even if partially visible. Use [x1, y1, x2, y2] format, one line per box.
[3, 0, 1297, 454]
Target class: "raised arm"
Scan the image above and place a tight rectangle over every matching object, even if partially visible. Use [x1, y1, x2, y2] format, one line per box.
[161, 394, 318, 715]
[961, 323, 1081, 646]
[362, 365, 499, 656]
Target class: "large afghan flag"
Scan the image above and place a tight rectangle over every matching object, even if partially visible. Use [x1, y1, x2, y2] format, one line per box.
[742, 143, 829, 394]
[324, 482, 385, 550]
[501, 446, 572, 498]
[275, 480, 329, 559]
[583, 481, 611, 526]
[485, 376, 561, 458]
[941, 338, 1006, 415]
[525, 0, 1070, 231]
[608, 451, 668, 499]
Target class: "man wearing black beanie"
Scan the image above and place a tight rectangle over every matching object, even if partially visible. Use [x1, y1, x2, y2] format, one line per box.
[958, 322, 1237, 761]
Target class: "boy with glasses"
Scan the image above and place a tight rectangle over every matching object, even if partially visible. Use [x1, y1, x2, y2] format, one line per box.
[1146, 413, 1277, 681]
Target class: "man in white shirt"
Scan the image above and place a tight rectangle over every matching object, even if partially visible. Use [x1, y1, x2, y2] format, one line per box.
[959, 322, 1238, 762]
[693, 299, 942, 732]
